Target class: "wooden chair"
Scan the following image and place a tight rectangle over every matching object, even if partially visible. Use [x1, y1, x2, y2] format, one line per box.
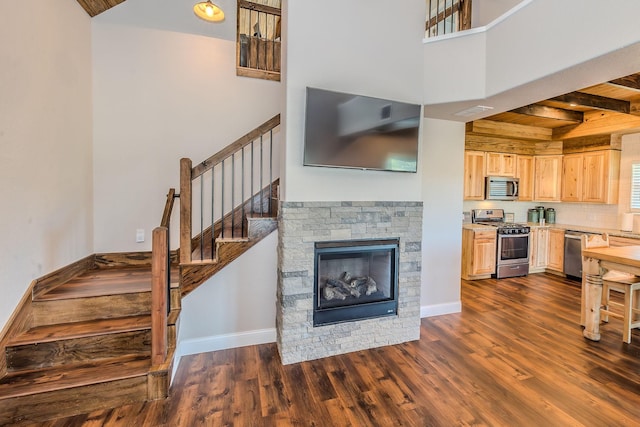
[581, 233, 640, 343]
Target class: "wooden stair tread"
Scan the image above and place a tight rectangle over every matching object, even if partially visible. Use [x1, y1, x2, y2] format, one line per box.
[0, 355, 150, 399]
[36, 267, 154, 301]
[8, 315, 151, 346]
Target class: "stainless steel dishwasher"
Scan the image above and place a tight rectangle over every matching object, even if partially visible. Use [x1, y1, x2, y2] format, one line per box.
[564, 231, 598, 279]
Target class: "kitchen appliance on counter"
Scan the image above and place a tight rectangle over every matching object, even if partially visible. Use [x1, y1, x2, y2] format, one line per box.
[472, 209, 530, 279]
[485, 176, 519, 201]
[546, 208, 556, 224]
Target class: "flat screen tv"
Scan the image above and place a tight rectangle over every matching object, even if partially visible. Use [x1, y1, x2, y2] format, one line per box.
[303, 87, 421, 173]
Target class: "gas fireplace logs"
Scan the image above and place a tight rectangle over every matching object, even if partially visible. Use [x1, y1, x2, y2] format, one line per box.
[322, 272, 377, 301]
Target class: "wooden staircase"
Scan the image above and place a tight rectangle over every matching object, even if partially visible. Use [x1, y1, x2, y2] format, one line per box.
[0, 114, 280, 425]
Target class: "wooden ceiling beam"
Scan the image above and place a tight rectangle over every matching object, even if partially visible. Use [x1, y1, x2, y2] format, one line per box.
[552, 110, 640, 139]
[510, 104, 583, 123]
[550, 91, 630, 114]
[466, 120, 553, 141]
[76, 0, 126, 17]
[606, 73, 640, 92]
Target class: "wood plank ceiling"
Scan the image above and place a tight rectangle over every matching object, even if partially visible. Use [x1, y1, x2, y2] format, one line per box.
[471, 73, 640, 144]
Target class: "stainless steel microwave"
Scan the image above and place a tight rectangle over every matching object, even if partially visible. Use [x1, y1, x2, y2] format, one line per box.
[485, 176, 519, 200]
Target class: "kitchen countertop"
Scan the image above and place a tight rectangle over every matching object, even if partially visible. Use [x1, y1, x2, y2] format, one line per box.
[463, 222, 640, 240]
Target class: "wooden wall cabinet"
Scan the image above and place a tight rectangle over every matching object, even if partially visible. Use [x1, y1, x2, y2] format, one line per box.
[534, 155, 563, 201]
[561, 150, 620, 204]
[516, 155, 534, 201]
[486, 152, 516, 177]
[464, 151, 486, 200]
[561, 154, 583, 202]
[529, 227, 549, 272]
[547, 229, 565, 272]
[462, 228, 497, 280]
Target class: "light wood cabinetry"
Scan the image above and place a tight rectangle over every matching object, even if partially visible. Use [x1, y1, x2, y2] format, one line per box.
[561, 150, 620, 204]
[516, 155, 534, 201]
[547, 229, 565, 272]
[486, 152, 516, 177]
[464, 151, 486, 200]
[534, 155, 562, 201]
[529, 227, 549, 272]
[561, 154, 583, 202]
[462, 228, 496, 280]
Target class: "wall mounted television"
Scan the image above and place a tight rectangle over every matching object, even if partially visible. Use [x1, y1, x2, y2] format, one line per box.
[303, 87, 421, 173]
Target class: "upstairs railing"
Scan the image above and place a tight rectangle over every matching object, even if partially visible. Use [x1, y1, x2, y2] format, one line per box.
[180, 114, 281, 264]
[237, 0, 281, 81]
[425, 0, 472, 38]
[151, 188, 178, 365]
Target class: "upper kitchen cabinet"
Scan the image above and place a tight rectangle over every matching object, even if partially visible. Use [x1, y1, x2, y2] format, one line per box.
[464, 151, 485, 200]
[534, 155, 563, 201]
[485, 152, 516, 177]
[561, 149, 620, 204]
[583, 150, 620, 204]
[516, 155, 534, 201]
[561, 154, 583, 202]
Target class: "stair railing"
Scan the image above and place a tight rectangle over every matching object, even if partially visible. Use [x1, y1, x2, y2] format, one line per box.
[180, 114, 280, 264]
[151, 188, 177, 365]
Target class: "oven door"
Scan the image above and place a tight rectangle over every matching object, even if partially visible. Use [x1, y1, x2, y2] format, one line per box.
[497, 233, 529, 265]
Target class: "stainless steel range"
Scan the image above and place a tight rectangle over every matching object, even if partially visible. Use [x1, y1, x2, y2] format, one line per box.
[472, 209, 530, 279]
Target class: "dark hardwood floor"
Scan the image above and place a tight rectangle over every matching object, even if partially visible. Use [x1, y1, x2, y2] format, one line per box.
[23, 273, 640, 426]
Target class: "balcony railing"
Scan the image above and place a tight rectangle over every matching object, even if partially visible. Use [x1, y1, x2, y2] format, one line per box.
[425, 0, 472, 38]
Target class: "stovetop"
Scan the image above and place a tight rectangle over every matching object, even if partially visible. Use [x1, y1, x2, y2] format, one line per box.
[472, 209, 530, 234]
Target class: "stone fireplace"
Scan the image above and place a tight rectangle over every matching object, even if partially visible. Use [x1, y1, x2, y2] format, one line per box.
[277, 201, 422, 364]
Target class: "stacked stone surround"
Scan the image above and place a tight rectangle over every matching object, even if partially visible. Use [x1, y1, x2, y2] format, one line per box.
[277, 201, 423, 365]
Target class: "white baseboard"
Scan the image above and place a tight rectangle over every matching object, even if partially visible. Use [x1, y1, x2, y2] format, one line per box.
[173, 328, 277, 375]
[420, 301, 461, 318]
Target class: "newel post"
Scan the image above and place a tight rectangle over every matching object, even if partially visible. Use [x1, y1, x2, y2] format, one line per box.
[180, 158, 192, 264]
[151, 227, 168, 365]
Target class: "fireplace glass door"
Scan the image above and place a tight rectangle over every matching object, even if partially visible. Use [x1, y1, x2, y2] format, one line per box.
[314, 239, 399, 326]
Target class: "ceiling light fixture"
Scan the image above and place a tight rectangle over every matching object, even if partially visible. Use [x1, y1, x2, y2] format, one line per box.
[193, 1, 224, 22]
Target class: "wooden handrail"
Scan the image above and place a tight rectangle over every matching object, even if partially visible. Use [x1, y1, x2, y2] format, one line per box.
[191, 114, 280, 179]
[160, 188, 176, 228]
[151, 227, 168, 365]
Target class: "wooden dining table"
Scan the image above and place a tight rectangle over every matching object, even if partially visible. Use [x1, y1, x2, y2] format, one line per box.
[581, 244, 640, 341]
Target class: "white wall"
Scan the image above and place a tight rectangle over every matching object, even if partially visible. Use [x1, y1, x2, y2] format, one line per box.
[421, 119, 465, 315]
[282, 0, 426, 202]
[472, 0, 524, 27]
[91, 23, 281, 252]
[178, 232, 278, 356]
[0, 1, 93, 330]
[423, 0, 640, 120]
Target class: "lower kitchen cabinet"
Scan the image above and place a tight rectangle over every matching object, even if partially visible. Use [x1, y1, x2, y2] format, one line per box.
[547, 229, 565, 272]
[529, 227, 549, 273]
[462, 228, 496, 280]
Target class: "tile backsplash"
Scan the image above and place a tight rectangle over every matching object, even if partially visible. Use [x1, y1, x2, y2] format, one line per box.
[462, 200, 619, 229]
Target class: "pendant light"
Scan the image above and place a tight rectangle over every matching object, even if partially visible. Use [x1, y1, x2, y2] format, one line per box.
[193, 1, 225, 22]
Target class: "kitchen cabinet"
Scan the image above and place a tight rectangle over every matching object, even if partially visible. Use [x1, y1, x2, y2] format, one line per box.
[561, 154, 583, 202]
[486, 152, 516, 177]
[464, 151, 485, 200]
[462, 228, 496, 280]
[516, 155, 534, 201]
[534, 155, 562, 201]
[561, 150, 620, 204]
[547, 229, 565, 272]
[529, 227, 549, 273]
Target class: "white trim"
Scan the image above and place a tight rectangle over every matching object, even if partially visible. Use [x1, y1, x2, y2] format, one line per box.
[175, 328, 276, 361]
[422, 0, 534, 44]
[420, 301, 462, 318]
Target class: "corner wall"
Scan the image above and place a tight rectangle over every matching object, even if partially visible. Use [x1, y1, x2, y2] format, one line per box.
[0, 1, 93, 330]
